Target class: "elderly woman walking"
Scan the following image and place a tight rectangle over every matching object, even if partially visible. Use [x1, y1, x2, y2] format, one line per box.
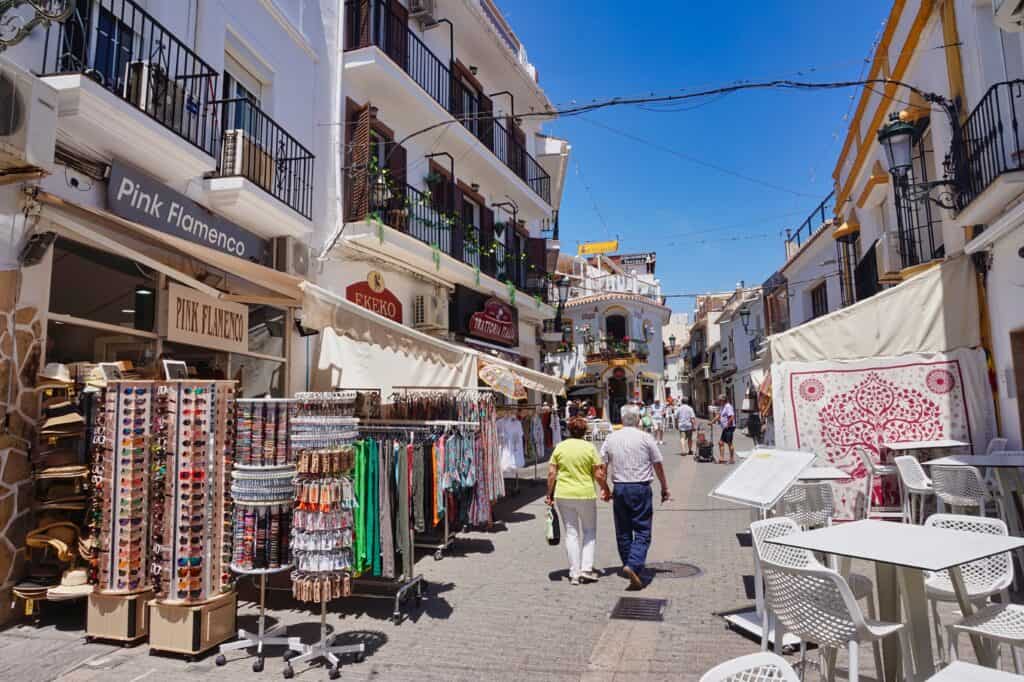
[545, 417, 610, 585]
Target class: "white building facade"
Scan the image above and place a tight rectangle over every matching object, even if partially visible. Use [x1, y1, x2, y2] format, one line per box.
[716, 287, 765, 423]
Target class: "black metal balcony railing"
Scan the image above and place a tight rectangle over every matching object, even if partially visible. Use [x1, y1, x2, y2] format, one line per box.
[960, 80, 1024, 211]
[785, 191, 836, 248]
[213, 98, 315, 219]
[345, 0, 552, 204]
[41, 0, 220, 156]
[585, 339, 649, 361]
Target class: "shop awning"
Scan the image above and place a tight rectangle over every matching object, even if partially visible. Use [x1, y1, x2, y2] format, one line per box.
[36, 192, 304, 304]
[478, 360, 527, 400]
[567, 385, 599, 397]
[477, 354, 566, 396]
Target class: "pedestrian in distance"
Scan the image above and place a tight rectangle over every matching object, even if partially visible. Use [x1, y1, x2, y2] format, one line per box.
[545, 417, 610, 586]
[675, 398, 696, 456]
[651, 399, 665, 445]
[712, 394, 736, 464]
[600, 405, 671, 590]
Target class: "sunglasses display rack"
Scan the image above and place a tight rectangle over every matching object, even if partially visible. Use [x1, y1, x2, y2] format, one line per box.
[216, 399, 297, 673]
[282, 393, 365, 680]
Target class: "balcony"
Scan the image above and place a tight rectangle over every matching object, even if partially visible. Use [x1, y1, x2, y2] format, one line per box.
[40, 0, 219, 186]
[343, 0, 552, 206]
[198, 98, 315, 238]
[584, 339, 649, 363]
[958, 80, 1024, 226]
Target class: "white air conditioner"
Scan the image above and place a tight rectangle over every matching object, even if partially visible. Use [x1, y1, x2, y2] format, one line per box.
[221, 129, 275, 192]
[409, 0, 437, 27]
[876, 231, 904, 282]
[413, 293, 448, 332]
[126, 62, 190, 135]
[995, 0, 1024, 32]
[272, 236, 310, 276]
[0, 57, 57, 174]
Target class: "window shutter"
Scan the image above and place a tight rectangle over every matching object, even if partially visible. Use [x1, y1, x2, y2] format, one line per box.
[527, 237, 547, 294]
[355, 0, 371, 49]
[479, 93, 494, 150]
[480, 207, 495, 277]
[387, 0, 408, 67]
[451, 185, 464, 259]
[346, 104, 371, 222]
[511, 119, 526, 178]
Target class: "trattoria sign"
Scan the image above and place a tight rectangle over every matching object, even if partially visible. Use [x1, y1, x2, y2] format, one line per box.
[164, 282, 248, 354]
[345, 271, 402, 324]
[469, 298, 518, 346]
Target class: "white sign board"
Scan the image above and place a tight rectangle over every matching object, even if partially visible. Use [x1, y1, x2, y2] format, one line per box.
[709, 448, 816, 510]
[164, 282, 248, 354]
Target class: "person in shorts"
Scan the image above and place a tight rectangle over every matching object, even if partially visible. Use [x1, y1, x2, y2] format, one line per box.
[675, 398, 695, 456]
[650, 400, 665, 444]
[712, 394, 736, 464]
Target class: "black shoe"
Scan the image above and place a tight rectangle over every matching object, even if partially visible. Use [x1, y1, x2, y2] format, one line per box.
[622, 566, 643, 590]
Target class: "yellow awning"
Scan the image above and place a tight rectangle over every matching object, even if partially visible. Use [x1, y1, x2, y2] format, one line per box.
[832, 211, 861, 242]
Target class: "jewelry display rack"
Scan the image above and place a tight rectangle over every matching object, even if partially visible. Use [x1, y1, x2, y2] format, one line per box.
[284, 393, 363, 679]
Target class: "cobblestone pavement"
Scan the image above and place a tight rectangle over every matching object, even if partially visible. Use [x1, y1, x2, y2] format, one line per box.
[0, 429, 985, 680]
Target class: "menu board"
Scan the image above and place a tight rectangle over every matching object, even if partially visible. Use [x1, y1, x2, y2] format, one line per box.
[709, 449, 816, 510]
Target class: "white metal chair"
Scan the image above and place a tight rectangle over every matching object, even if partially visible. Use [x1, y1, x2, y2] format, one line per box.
[781, 481, 834, 530]
[947, 603, 1024, 674]
[751, 517, 883, 676]
[927, 660, 1024, 681]
[760, 559, 911, 682]
[857, 449, 903, 520]
[987, 438, 1010, 454]
[894, 455, 934, 524]
[699, 652, 800, 682]
[924, 514, 1014, 663]
[931, 464, 1004, 517]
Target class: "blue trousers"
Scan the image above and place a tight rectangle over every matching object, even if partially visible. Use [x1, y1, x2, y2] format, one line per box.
[612, 482, 653, 573]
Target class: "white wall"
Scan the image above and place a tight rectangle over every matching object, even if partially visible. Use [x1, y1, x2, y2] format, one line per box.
[783, 233, 842, 326]
[988, 226, 1024, 448]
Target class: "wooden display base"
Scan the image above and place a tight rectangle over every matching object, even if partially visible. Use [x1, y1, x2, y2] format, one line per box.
[148, 591, 237, 660]
[87, 590, 153, 645]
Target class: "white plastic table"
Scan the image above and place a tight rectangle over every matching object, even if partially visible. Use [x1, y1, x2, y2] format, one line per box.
[767, 520, 1024, 681]
[797, 466, 850, 481]
[883, 439, 971, 452]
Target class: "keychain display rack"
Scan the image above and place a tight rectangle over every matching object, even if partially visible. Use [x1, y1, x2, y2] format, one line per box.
[284, 393, 363, 679]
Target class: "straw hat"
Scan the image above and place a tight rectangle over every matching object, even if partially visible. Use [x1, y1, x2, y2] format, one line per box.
[37, 363, 72, 386]
[47, 568, 92, 600]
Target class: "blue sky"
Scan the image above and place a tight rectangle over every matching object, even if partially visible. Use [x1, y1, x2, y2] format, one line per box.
[502, 0, 892, 314]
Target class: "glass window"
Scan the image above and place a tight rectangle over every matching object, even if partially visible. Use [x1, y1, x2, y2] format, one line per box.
[810, 282, 829, 319]
[223, 54, 263, 133]
[247, 305, 286, 358]
[47, 320, 157, 368]
[229, 354, 285, 397]
[94, 5, 135, 91]
[50, 238, 159, 331]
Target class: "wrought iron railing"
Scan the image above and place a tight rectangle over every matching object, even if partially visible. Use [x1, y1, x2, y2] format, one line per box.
[960, 80, 1024, 211]
[785, 191, 836, 248]
[585, 339, 649, 360]
[344, 0, 552, 204]
[213, 98, 315, 219]
[40, 0, 220, 156]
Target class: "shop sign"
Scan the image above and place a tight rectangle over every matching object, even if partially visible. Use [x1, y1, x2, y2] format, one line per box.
[576, 373, 600, 386]
[345, 271, 402, 324]
[619, 252, 656, 266]
[577, 240, 618, 256]
[450, 285, 519, 347]
[107, 161, 268, 263]
[163, 282, 248, 354]
[612, 367, 627, 380]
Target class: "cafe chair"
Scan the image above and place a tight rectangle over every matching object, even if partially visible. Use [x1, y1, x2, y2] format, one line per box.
[781, 481, 835, 530]
[931, 465, 1004, 518]
[699, 652, 800, 682]
[751, 517, 883, 676]
[924, 514, 1014, 663]
[894, 456, 934, 524]
[986, 438, 1009, 455]
[760, 559, 911, 682]
[925, 660, 1024, 681]
[946, 603, 1024, 674]
[856, 449, 904, 520]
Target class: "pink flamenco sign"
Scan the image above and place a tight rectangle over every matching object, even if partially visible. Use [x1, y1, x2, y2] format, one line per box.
[772, 349, 996, 520]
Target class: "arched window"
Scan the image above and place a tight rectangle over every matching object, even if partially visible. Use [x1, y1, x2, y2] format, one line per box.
[605, 314, 626, 341]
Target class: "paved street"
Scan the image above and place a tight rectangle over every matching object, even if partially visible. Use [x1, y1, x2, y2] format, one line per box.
[0, 428, 982, 681]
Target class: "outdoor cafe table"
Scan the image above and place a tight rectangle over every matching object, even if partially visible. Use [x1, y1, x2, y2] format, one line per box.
[925, 454, 1024, 544]
[766, 519, 1024, 681]
[883, 439, 970, 458]
[796, 466, 850, 481]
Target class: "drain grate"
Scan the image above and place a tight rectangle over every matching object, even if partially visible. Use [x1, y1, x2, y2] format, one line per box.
[609, 597, 667, 622]
[646, 561, 703, 579]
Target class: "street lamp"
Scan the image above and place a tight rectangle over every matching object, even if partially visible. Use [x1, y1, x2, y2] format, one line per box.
[668, 334, 676, 351]
[738, 307, 751, 333]
[554, 276, 571, 329]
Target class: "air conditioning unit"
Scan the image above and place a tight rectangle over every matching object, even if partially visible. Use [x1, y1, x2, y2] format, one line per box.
[272, 236, 311, 276]
[876, 230, 904, 283]
[125, 62, 191, 135]
[221, 129, 275, 192]
[409, 0, 437, 27]
[413, 292, 448, 332]
[995, 0, 1024, 32]
[0, 57, 57, 174]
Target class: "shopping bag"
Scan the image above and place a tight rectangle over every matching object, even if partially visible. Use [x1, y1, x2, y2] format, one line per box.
[546, 506, 560, 546]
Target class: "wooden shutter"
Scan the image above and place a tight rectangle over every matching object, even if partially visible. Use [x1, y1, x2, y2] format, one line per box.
[387, 0, 408, 68]
[346, 104, 371, 222]
[450, 185, 464, 259]
[355, 0, 371, 49]
[480, 207, 495, 277]
[479, 93, 494, 151]
[510, 119, 526, 177]
[527, 237, 546, 293]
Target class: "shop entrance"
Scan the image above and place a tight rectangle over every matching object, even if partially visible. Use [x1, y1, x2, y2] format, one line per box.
[1013, 330, 1024, 437]
[641, 383, 654, 405]
[608, 374, 628, 423]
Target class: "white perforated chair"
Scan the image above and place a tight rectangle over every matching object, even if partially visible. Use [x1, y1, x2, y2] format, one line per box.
[751, 517, 883, 676]
[987, 438, 1010, 454]
[781, 481, 835, 530]
[894, 455, 934, 524]
[699, 652, 800, 682]
[760, 560, 911, 682]
[931, 464, 1004, 518]
[857, 449, 903, 520]
[924, 514, 1014, 663]
[947, 603, 1024, 673]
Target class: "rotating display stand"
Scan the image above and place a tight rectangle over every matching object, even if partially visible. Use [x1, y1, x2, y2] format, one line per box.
[216, 565, 296, 673]
[282, 591, 365, 680]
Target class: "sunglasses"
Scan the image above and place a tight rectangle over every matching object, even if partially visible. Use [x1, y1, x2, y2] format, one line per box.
[180, 493, 204, 501]
[121, 428, 146, 436]
[119, 457, 146, 466]
[117, 579, 142, 590]
[178, 470, 206, 481]
[178, 536, 202, 546]
[118, 517, 143, 527]
[123, 388, 147, 396]
[177, 566, 202, 578]
[181, 440, 207, 448]
[177, 556, 202, 567]
[120, 439, 145, 447]
[183, 387, 205, 395]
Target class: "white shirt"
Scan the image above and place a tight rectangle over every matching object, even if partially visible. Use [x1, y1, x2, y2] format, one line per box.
[600, 427, 663, 483]
[720, 402, 735, 428]
[675, 404, 695, 430]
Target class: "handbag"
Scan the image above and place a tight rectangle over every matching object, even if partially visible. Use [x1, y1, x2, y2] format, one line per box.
[545, 505, 560, 546]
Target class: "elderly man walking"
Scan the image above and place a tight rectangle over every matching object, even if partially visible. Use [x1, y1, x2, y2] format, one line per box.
[600, 405, 671, 589]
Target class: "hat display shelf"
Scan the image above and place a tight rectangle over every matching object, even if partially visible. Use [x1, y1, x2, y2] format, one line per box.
[216, 399, 298, 674]
[282, 393, 365, 681]
[147, 381, 238, 659]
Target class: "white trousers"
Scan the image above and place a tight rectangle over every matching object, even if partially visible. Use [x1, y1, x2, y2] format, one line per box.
[556, 498, 597, 578]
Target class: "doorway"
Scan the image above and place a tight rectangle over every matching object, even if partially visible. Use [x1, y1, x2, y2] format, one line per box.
[608, 376, 628, 424]
[606, 314, 627, 341]
[1013, 330, 1024, 441]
